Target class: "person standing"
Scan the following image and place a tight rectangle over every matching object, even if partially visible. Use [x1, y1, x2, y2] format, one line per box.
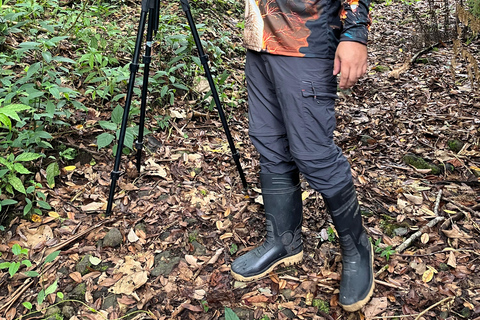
[231, 0, 374, 312]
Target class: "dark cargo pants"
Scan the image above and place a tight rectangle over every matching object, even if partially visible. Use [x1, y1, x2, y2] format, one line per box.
[246, 50, 352, 198]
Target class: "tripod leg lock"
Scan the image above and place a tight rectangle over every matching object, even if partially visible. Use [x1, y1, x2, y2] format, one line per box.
[200, 54, 208, 66]
[135, 141, 143, 150]
[111, 170, 122, 180]
[130, 63, 139, 73]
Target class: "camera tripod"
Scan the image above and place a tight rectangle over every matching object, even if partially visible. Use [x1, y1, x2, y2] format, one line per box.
[106, 0, 247, 216]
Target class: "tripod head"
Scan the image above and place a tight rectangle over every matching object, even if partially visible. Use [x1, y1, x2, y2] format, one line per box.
[141, 0, 160, 35]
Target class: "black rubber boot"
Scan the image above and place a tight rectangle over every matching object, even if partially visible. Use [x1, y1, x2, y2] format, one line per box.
[231, 171, 303, 282]
[323, 182, 374, 312]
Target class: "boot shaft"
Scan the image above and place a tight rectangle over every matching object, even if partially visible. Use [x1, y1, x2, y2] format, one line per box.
[260, 171, 303, 238]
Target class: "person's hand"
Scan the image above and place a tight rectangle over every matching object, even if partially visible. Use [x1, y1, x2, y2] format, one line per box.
[333, 41, 368, 89]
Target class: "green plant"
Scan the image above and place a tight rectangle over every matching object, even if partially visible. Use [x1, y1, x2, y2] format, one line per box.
[201, 300, 209, 312]
[312, 298, 330, 313]
[0, 152, 43, 195]
[96, 104, 140, 154]
[59, 148, 77, 161]
[188, 231, 198, 243]
[0, 243, 30, 277]
[467, 0, 480, 17]
[373, 238, 396, 261]
[225, 307, 240, 320]
[155, 114, 171, 131]
[229, 243, 238, 255]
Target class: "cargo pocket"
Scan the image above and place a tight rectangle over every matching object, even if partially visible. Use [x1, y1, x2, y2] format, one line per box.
[301, 80, 338, 147]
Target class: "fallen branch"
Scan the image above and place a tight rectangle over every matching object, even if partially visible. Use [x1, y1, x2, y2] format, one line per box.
[396, 216, 445, 253]
[388, 42, 442, 79]
[444, 197, 480, 218]
[374, 279, 407, 291]
[414, 296, 455, 320]
[396, 190, 444, 253]
[434, 189, 443, 215]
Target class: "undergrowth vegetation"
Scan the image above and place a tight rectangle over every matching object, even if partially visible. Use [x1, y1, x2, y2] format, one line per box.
[0, 0, 245, 226]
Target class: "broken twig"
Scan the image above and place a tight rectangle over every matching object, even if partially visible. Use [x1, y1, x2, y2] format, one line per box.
[414, 296, 454, 320]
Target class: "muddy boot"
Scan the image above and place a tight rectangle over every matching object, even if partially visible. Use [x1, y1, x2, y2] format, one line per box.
[231, 170, 303, 282]
[323, 182, 374, 312]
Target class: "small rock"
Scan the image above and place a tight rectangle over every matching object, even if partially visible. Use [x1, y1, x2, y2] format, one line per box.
[160, 231, 170, 241]
[394, 227, 409, 236]
[191, 241, 206, 255]
[135, 223, 147, 233]
[62, 305, 76, 319]
[448, 139, 464, 153]
[360, 135, 376, 146]
[282, 309, 296, 318]
[45, 306, 61, 317]
[281, 289, 293, 300]
[103, 228, 123, 248]
[186, 218, 198, 227]
[67, 283, 86, 301]
[102, 294, 118, 311]
[92, 287, 109, 300]
[233, 308, 254, 320]
[75, 254, 92, 275]
[152, 251, 181, 277]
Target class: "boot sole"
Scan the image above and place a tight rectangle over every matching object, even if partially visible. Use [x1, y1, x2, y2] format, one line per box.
[230, 251, 304, 282]
[339, 242, 375, 312]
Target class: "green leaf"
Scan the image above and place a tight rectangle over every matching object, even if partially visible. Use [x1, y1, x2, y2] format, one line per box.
[160, 85, 169, 97]
[111, 105, 124, 125]
[49, 87, 60, 100]
[0, 113, 12, 130]
[44, 250, 60, 264]
[172, 83, 189, 91]
[57, 292, 64, 299]
[52, 56, 77, 64]
[37, 289, 45, 305]
[225, 307, 240, 320]
[0, 262, 10, 269]
[97, 132, 115, 150]
[12, 243, 22, 255]
[13, 163, 31, 174]
[0, 169, 9, 178]
[1, 199, 18, 206]
[22, 260, 32, 267]
[9, 261, 20, 277]
[15, 152, 42, 162]
[27, 62, 42, 79]
[22, 302, 33, 310]
[42, 51, 52, 63]
[8, 175, 26, 194]
[37, 200, 51, 210]
[0, 104, 31, 122]
[46, 162, 60, 188]
[25, 271, 40, 277]
[99, 120, 118, 131]
[24, 202, 32, 215]
[44, 280, 58, 295]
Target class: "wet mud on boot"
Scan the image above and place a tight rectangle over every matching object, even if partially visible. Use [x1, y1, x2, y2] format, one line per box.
[231, 171, 303, 282]
[323, 182, 375, 312]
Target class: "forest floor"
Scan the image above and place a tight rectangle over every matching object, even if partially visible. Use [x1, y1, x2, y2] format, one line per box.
[1, 1, 480, 320]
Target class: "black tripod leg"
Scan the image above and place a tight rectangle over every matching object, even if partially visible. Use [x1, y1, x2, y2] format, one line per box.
[135, 1, 157, 172]
[180, 0, 248, 190]
[106, 0, 150, 216]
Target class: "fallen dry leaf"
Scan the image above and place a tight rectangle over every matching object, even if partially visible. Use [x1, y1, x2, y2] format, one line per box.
[110, 271, 148, 295]
[363, 297, 388, 318]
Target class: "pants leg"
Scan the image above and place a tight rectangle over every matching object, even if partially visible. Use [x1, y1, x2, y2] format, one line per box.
[246, 50, 352, 197]
[246, 50, 298, 175]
